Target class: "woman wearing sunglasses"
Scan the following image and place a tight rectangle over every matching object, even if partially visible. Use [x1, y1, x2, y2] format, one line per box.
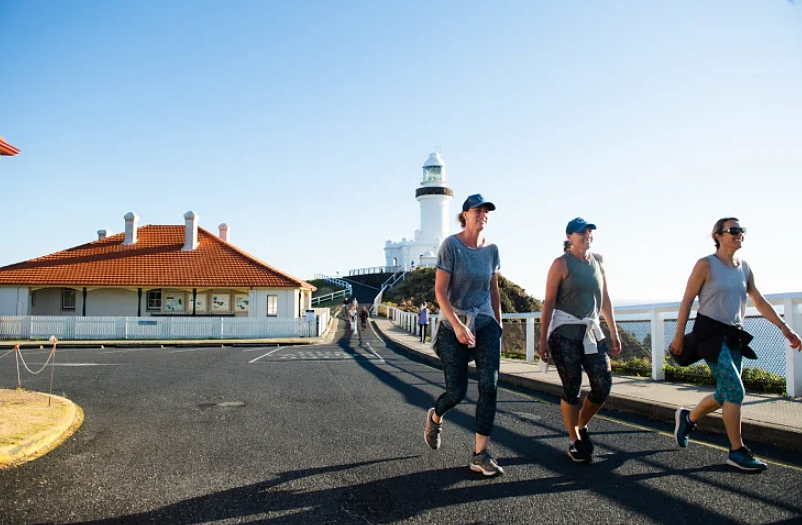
[539, 217, 622, 463]
[670, 217, 801, 471]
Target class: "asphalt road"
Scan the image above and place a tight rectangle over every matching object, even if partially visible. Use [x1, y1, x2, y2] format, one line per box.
[1, 320, 801, 525]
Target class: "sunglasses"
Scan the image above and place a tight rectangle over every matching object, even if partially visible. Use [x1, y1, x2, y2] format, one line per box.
[720, 227, 747, 235]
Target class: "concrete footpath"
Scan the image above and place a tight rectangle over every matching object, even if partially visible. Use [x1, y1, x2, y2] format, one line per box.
[372, 317, 802, 452]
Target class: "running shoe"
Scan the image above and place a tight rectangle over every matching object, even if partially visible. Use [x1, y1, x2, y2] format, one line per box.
[674, 408, 695, 448]
[727, 447, 767, 472]
[470, 450, 504, 476]
[568, 443, 592, 463]
[423, 408, 442, 450]
[578, 427, 594, 455]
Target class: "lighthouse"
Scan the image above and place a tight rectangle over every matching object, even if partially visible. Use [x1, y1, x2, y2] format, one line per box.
[385, 153, 454, 269]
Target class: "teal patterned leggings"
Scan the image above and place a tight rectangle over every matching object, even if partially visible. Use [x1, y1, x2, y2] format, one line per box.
[705, 342, 745, 405]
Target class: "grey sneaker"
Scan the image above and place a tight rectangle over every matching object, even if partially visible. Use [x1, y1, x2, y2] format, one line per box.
[470, 450, 504, 476]
[424, 408, 442, 450]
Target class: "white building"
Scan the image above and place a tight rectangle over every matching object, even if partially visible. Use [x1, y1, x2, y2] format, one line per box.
[0, 211, 316, 319]
[384, 153, 454, 268]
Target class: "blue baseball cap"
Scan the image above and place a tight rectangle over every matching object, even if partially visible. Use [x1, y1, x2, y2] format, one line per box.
[462, 193, 496, 212]
[566, 217, 597, 235]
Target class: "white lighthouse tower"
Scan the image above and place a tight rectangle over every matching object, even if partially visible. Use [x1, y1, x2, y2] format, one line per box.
[385, 153, 454, 269]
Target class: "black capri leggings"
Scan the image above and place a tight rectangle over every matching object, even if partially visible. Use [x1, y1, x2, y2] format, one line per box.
[549, 330, 612, 406]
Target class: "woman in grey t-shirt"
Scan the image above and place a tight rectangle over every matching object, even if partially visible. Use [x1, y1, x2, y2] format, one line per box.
[669, 217, 801, 472]
[422, 193, 504, 477]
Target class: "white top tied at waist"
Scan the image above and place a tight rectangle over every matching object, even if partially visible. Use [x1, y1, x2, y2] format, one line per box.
[547, 309, 605, 355]
[432, 306, 481, 348]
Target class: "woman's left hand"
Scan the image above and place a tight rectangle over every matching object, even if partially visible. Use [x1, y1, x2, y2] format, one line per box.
[610, 333, 622, 357]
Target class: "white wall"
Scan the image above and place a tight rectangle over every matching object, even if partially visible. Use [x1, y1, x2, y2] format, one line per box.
[86, 289, 138, 316]
[251, 288, 299, 318]
[0, 287, 29, 315]
[30, 288, 71, 316]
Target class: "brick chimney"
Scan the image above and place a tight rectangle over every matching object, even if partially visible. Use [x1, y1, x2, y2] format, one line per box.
[123, 212, 138, 245]
[218, 223, 230, 242]
[183, 211, 199, 251]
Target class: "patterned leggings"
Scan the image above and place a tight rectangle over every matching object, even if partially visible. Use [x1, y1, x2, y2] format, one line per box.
[549, 331, 612, 406]
[433, 320, 501, 436]
[705, 342, 745, 405]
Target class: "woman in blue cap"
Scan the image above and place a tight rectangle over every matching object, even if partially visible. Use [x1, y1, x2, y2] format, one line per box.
[423, 193, 504, 477]
[669, 217, 801, 472]
[540, 217, 621, 463]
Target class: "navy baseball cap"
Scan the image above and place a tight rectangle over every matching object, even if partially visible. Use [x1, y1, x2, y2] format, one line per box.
[565, 217, 597, 235]
[462, 194, 496, 212]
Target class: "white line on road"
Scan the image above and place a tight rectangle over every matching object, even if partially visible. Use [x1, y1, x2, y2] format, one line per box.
[363, 343, 385, 363]
[169, 347, 230, 354]
[248, 346, 285, 363]
[98, 348, 164, 355]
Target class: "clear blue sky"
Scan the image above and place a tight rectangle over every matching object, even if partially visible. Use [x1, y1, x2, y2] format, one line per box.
[1, 1, 800, 303]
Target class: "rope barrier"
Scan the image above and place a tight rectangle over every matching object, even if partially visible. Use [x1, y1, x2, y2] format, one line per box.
[11, 337, 59, 397]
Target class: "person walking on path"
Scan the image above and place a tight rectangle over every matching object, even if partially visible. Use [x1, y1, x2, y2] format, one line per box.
[669, 217, 801, 472]
[359, 306, 369, 332]
[423, 193, 504, 477]
[348, 304, 358, 332]
[539, 217, 621, 464]
[418, 302, 430, 342]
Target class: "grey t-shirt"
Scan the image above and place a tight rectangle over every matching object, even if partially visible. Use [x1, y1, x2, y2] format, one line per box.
[436, 234, 500, 330]
[697, 255, 750, 327]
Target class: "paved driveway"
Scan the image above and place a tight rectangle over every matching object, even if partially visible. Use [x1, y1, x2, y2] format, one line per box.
[1, 323, 800, 524]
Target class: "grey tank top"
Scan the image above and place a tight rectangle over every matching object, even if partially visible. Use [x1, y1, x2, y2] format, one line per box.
[554, 253, 604, 341]
[697, 254, 750, 328]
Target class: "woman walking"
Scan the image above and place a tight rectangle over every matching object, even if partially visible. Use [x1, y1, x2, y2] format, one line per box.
[539, 217, 621, 463]
[670, 217, 800, 471]
[423, 193, 504, 477]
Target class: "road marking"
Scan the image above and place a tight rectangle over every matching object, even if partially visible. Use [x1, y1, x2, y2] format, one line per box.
[242, 346, 283, 353]
[363, 343, 385, 363]
[169, 347, 228, 354]
[248, 346, 285, 363]
[98, 348, 163, 355]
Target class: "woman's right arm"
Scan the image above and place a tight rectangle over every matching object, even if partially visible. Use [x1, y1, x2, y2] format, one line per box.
[434, 268, 474, 346]
[539, 257, 566, 360]
[668, 258, 709, 355]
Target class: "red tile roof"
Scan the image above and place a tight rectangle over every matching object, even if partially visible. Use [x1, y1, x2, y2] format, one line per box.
[0, 134, 20, 156]
[0, 226, 315, 289]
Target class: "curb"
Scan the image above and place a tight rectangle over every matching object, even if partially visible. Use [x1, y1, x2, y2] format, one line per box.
[372, 322, 802, 452]
[0, 393, 84, 468]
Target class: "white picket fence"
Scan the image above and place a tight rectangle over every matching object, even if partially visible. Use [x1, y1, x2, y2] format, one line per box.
[0, 315, 322, 340]
[382, 291, 802, 398]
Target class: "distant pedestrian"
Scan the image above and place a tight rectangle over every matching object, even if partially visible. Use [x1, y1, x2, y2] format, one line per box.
[423, 193, 504, 477]
[359, 306, 369, 332]
[669, 217, 800, 472]
[348, 304, 358, 331]
[418, 302, 430, 343]
[539, 217, 621, 464]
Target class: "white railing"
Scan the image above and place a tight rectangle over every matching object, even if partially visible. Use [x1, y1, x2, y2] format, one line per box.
[348, 265, 405, 276]
[313, 274, 353, 297]
[381, 292, 802, 398]
[311, 289, 350, 306]
[0, 315, 320, 340]
[370, 266, 411, 315]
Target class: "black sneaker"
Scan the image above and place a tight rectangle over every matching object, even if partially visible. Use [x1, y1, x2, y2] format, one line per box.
[470, 450, 504, 476]
[578, 427, 594, 455]
[674, 408, 695, 448]
[423, 408, 442, 450]
[568, 442, 592, 463]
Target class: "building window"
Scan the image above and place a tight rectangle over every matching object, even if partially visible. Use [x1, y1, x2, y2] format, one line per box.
[61, 288, 76, 310]
[267, 295, 278, 317]
[147, 289, 162, 311]
[30, 291, 36, 307]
